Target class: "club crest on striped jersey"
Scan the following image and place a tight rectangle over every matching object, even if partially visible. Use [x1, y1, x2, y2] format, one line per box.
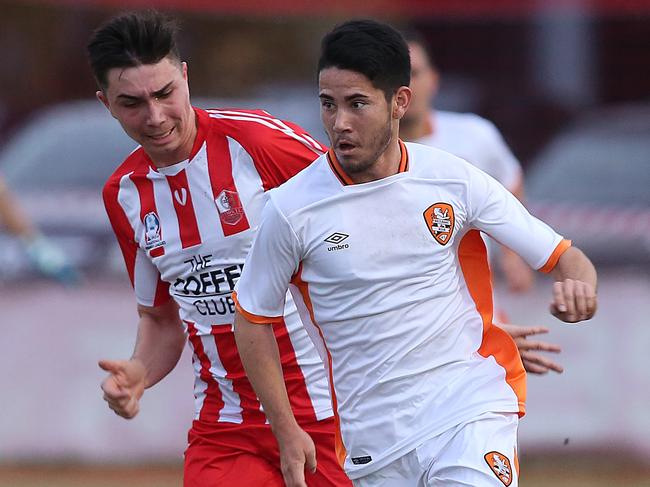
[484, 451, 513, 486]
[143, 211, 165, 250]
[423, 202, 455, 246]
[215, 189, 244, 225]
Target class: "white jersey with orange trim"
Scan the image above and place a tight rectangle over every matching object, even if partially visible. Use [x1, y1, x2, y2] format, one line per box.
[417, 110, 522, 192]
[234, 141, 570, 478]
[103, 107, 333, 426]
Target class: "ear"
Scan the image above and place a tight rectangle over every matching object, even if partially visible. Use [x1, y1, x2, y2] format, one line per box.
[430, 68, 440, 98]
[96, 90, 110, 110]
[181, 61, 188, 80]
[393, 86, 412, 120]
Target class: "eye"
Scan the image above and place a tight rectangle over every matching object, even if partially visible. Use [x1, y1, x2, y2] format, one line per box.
[351, 101, 366, 109]
[157, 90, 172, 99]
[320, 100, 334, 110]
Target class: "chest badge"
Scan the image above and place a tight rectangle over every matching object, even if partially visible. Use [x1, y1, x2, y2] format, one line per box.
[215, 189, 244, 225]
[423, 202, 455, 246]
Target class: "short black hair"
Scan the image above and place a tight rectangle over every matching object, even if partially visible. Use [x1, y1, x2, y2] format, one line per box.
[87, 10, 180, 90]
[318, 19, 411, 99]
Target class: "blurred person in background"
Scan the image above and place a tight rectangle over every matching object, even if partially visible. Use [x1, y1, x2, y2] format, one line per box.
[401, 33, 563, 375]
[87, 11, 350, 486]
[0, 174, 77, 284]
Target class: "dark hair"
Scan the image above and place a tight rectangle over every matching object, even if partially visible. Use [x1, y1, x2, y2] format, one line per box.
[318, 19, 410, 99]
[87, 10, 180, 90]
[402, 29, 436, 70]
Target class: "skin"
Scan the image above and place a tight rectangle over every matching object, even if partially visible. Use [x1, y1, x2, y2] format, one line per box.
[319, 67, 411, 184]
[235, 67, 598, 487]
[96, 56, 197, 168]
[96, 57, 196, 418]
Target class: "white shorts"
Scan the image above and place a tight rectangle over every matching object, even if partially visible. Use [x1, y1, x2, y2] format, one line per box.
[352, 412, 519, 487]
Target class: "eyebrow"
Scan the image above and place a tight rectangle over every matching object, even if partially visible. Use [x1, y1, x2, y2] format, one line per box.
[319, 93, 371, 102]
[117, 81, 174, 101]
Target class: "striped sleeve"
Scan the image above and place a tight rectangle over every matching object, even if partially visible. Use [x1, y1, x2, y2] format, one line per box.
[102, 174, 171, 307]
[207, 109, 326, 189]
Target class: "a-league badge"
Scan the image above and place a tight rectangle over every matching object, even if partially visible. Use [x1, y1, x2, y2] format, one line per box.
[143, 211, 165, 250]
[215, 189, 244, 225]
[423, 202, 455, 246]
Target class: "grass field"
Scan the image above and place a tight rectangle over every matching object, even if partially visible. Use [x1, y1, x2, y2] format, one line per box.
[2, 455, 650, 487]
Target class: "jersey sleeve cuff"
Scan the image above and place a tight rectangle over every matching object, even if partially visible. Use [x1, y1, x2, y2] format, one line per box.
[538, 239, 572, 273]
[232, 291, 284, 324]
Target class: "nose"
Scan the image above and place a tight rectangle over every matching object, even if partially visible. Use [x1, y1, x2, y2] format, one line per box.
[332, 108, 351, 134]
[145, 99, 165, 126]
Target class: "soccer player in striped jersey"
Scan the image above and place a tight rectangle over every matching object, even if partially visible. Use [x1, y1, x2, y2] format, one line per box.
[87, 11, 350, 486]
[233, 20, 597, 487]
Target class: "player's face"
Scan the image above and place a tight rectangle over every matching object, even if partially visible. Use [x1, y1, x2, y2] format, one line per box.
[319, 67, 410, 179]
[404, 42, 438, 124]
[97, 56, 196, 167]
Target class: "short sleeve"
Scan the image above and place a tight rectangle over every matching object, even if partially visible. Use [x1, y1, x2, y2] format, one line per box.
[466, 163, 569, 271]
[209, 108, 326, 190]
[103, 179, 170, 307]
[234, 196, 301, 322]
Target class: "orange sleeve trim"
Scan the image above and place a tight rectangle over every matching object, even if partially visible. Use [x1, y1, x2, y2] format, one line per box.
[231, 291, 283, 325]
[539, 239, 572, 274]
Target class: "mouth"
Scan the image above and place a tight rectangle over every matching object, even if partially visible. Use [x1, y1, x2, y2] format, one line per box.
[336, 141, 357, 153]
[147, 127, 174, 141]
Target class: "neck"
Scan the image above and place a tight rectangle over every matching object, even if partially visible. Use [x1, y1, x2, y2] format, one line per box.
[349, 132, 403, 184]
[399, 110, 434, 142]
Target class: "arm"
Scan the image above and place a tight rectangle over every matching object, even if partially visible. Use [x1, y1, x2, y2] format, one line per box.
[234, 313, 316, 487]
[0, 177, 36, 238]
[99, 299, 185, 419]
[549, 246, 597, 323]
[496, 323, 563, 374]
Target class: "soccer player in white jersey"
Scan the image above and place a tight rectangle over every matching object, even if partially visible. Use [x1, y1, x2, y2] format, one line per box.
[401, 34, 564, 375]
[233, 20, 598, 487]
[87, 11, 351, 487]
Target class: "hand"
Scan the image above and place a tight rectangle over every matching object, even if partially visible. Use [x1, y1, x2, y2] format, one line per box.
[500, 249, 534, 293]
[497, 323, 563, 374]
[276, 425, 317, 487]
[550, 279, 597, 323]
[98, 359, 146, 419]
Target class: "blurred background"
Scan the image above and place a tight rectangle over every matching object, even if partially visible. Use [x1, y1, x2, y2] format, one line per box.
[0, 0, 649, 485]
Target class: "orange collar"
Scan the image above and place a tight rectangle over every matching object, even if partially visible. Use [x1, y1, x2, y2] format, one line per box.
[327, 139, 409, 186]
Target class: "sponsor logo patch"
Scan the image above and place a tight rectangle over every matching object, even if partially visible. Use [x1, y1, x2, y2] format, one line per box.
[143, 211, 165, 251]
[325, 232, 350, 251]
[423, 202, 455, 246]
[215, 189, 244, 225]
[484, 451, 513, 486]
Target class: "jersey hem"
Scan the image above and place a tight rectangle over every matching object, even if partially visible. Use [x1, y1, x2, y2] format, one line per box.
[344, 401, 519, 479]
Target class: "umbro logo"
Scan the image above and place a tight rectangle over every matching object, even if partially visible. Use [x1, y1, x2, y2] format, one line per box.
[325, 232, 350, 251]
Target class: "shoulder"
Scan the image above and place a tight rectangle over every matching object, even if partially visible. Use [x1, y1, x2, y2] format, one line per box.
[202, 107, 326, 153]
[405, 141, 476, 180]
[102, 147, 146, 202]
[267, 154, 335, 213]
[437, 110, 500, 139]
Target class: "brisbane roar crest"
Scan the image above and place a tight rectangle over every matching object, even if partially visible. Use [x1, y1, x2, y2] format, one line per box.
[484, 451, 513, 486]
[423, 202, 455, 246]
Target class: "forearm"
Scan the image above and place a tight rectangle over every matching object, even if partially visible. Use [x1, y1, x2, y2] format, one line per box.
[0, 183, 36, 239]
[132, 301, 186, 388]
[551, 246, 597, 289]
[234, 313, 298, 436]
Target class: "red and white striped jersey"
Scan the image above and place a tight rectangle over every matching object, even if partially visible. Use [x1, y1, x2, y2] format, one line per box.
[102, 107, 332, 425]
